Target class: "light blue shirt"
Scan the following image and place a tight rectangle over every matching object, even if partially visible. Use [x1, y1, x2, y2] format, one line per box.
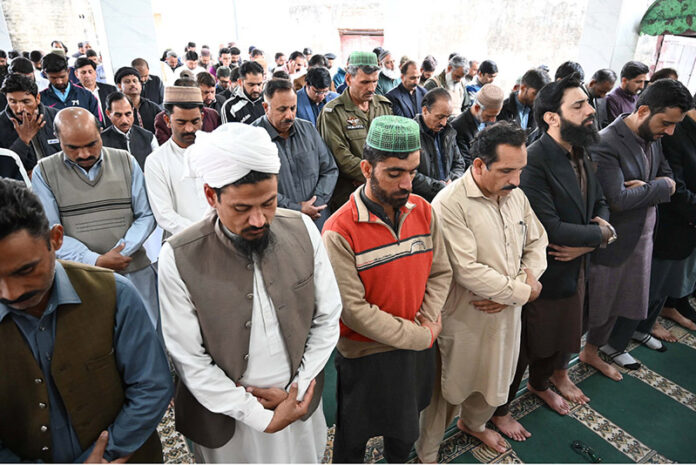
[514, 93, 531, 130]
[0, 262, 173, 462]
[51, 82, 72, 103]
[32, 152, 156, 265]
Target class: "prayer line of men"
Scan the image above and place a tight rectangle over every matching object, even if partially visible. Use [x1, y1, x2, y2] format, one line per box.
[0, 45, 694, 463]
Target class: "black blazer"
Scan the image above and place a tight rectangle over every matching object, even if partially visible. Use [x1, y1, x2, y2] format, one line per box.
[521, 133, 610, 298]
[590, 115, 673, 267]
[385, 83, 426, 120]
[654, 115, 696, 259]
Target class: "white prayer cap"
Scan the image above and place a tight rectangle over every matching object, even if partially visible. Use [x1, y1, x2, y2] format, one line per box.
[185, 123, 280, 188]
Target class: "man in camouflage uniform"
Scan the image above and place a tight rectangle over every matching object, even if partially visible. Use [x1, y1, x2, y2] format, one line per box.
[317, 51, 392, 211]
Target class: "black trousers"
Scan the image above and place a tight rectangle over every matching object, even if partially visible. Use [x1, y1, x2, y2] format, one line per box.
[608, 295, 666, 352]
[333, 434, 413, 463]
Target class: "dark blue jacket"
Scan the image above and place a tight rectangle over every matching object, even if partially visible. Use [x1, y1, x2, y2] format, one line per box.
[40, 83, 100, 121]
[296, 87, 339, 125]
[386, 83, 427, 119]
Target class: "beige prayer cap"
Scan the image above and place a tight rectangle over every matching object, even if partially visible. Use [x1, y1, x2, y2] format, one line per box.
[476, 84, 505, 109]
[163, 86, 203, 105]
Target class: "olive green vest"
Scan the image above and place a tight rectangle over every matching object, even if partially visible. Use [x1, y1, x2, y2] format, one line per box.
[0, 261, 162, 462]
[168, 209, 323, 448]
[38, 148, 150, 273]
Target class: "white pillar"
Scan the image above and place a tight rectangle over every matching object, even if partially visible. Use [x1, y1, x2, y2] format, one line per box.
[91, 0, 162, 81]
[577, 0, 653, 76]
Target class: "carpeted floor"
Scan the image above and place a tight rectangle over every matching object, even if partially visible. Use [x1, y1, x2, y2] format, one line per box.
[159, 317, 696, 463]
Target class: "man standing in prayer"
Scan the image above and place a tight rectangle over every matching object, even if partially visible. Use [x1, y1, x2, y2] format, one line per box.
[220, 61, 265, 124]
[323, 115, 452, 463]
[114, 66, 162, 134]
[158, 122, 341, 463]
[497, 68, 550, 134]
[386, 60, 427, 119]
[317, 51, 392, 211]
[451, 83, 505, 165]
[101, 92, 159, 170]
[605, 61, 649, 123]
[252, 79, 338, 229]
[376, 50, 400, 96]
[585, 79, 690, 374]
[145, 86, 208, 237]
[413, 88, 467, 201]
[416, 122, 547, 459]
[490, 75, 615, 441]
[423, 54, 469, 116]
[31, 108, 159, 328]
[0, 179, 173, 463]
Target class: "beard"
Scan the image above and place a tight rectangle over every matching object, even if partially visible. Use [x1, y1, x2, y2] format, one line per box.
[230, 225, 273, 259]
[560, 116, 599, 148]
[370, 172, 410, 210]
[382, 66, 400, 81]
[638, 116, 657, 142]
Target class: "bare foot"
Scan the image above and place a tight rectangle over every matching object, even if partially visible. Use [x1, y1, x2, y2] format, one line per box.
[661, 307, 696, 331]
[579, 346, 623, 381]
[650, 321, 679, 342]
[491, 413, 531, 441]
[527, 382, 570, 415]
[550, 369, 590, 404]
[457, 418, 508, 454]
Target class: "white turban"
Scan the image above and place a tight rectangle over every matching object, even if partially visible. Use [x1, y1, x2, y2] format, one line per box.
[184, 123, 280, 188]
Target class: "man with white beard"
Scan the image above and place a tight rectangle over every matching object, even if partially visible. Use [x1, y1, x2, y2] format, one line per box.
[376, 50, 401, 96]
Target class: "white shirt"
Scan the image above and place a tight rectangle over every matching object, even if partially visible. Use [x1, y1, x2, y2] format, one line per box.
[175, 65, 208, 79]
[34, 70, 49, 92]
[158, 213, 341, 432]
[144, 138, 209, 236]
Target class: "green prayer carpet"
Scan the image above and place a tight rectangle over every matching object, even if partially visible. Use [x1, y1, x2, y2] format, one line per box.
[159, 318, 696, 463]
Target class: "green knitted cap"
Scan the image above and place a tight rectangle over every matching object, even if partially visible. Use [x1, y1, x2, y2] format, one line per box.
[366, 116, 421, 152]
[348, 51, 378, 67]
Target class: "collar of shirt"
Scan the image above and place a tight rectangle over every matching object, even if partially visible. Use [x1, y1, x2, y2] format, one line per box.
[0, 261, 80, 323]
[358, 185, 401, 230]
[514, 92, 530, 113]
[445, 72, 456, 89]
[258, 115, 296, 141]
[62, 150, 104, 180]
[52, 82, 72, 102]
[462, 167, 511, 206]
[112, 125, 132, 139]
[166, 137, 188, 157]
[615, 86, 636, 102]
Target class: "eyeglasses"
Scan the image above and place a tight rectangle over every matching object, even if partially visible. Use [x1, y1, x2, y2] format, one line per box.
[571, 441, 602, 463]
[310, 87, 330, 96]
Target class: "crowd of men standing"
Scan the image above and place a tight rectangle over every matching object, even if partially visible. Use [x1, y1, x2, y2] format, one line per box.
[0, 38, 694, 464]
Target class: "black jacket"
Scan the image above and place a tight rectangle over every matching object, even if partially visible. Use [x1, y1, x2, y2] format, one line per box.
[385, 83, 426, 120]
[497, 91, 536, 135]
[96, 83, 118, 128]
[413, 114, 467, 201]
[205, 94, 226, 116]
[450, 108, 479, 167]
[0, 104, 61, 171]
[654, 115, 696, 260]
[142, 75, 164, 105]
[521, 133, 610, 298]
[100, 125, 156, 170]
[220, 86, 264, 125]
[133, 98, 162, 134]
